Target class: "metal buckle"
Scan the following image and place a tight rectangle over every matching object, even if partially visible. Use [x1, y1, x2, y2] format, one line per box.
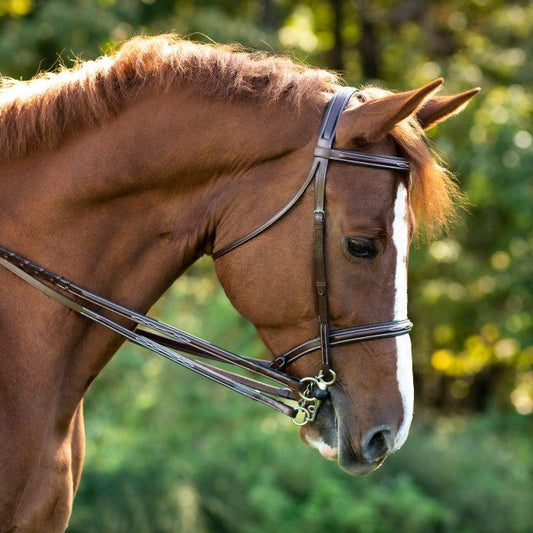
[292, 403, 318, 426]
[292, 370, 336, 426]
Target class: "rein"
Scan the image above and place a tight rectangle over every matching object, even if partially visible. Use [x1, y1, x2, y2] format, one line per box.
[0, 87, 412, 425]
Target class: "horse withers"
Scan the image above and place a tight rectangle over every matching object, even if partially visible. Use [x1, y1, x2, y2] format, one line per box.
[0, 35, 478, 530]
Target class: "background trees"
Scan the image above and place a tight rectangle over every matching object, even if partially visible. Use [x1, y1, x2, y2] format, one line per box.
[1, 1, 531, 530]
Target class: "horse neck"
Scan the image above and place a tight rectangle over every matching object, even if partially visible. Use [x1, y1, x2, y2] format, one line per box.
[0, 88, 321, 415]
[0, 86, 323, 528]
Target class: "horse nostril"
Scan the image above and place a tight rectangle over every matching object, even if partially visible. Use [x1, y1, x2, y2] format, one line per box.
[361, 427, 393, 463]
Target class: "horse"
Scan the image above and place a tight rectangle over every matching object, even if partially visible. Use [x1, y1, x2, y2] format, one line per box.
[0, 35, 478, 530]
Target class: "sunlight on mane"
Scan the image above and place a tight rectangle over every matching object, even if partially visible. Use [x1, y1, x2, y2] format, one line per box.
[0, 34, 338, 161]
[361, 86, 463, 237]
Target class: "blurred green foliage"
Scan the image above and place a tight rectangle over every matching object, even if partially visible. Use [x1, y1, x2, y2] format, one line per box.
[70, 337, 532, 532]
[1, 0, 531, 530]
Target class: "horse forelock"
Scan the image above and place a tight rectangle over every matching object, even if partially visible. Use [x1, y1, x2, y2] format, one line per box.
[0, 34, 339, 162]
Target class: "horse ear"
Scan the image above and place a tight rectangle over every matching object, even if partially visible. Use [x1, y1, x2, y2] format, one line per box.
[416, 88, 480, 130]
[336, 79, 444, 146]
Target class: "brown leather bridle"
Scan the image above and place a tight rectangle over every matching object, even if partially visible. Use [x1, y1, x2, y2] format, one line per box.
[0, 87, 412, 425]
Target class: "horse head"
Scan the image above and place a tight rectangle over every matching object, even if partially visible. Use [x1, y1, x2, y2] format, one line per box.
[214, 80, 478, 474]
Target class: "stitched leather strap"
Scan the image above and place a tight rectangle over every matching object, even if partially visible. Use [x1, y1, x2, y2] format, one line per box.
[312, 88, 357, 377]
[212, 159, 320, 259]
[314, 147, 411, 172]
[0, 246, 302, 418]
[270, 319, 413, 371]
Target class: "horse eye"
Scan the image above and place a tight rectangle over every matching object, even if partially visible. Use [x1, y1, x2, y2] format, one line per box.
[344, 237, 378, 259]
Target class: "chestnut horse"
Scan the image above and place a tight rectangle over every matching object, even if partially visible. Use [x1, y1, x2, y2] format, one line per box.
[0, 36, 478, 530]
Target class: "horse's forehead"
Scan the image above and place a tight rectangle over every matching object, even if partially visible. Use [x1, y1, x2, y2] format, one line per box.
[327, 166, 400, 223]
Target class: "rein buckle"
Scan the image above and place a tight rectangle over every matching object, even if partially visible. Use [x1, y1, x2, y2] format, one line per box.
[292, 370, 337, 426]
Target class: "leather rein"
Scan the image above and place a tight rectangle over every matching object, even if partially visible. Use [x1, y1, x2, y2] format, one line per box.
[0, 87, 412, 425]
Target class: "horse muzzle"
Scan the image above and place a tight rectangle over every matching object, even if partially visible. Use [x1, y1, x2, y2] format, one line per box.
[299, 388, 404, 476]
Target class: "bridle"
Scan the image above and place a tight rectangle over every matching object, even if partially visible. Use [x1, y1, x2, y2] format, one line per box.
[0, 87, 412, 425]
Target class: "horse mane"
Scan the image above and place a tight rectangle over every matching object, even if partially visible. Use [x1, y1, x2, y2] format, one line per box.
[0, 35, 458, 235]
[0, 34, 338, 160]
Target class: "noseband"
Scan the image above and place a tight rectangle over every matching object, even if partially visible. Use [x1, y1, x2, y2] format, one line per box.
[0, 87, 412, 425]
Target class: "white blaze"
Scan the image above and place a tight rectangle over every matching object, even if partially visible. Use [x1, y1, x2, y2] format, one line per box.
[391, 183, 414, 450]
